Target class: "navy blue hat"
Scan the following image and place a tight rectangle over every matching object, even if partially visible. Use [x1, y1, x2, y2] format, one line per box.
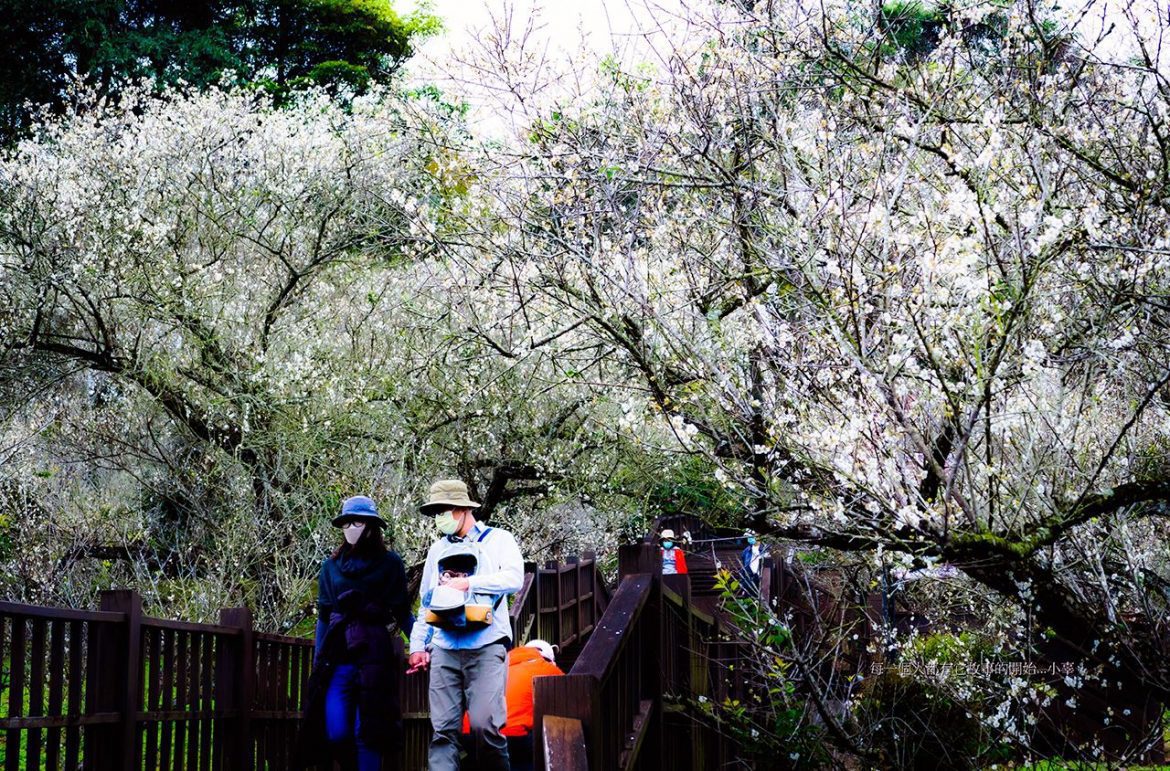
[331, 495, 388, 528]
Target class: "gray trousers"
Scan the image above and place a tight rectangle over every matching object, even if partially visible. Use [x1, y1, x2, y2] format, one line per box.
[428, 644, 510, 771]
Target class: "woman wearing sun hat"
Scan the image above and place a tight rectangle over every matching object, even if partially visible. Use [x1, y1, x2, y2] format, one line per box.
[299, 495, 413, 771]
[660, 528, 689, 575]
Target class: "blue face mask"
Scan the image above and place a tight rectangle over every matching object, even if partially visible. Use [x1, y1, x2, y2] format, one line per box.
[662, 541, 673, 550]
[748, 537, 756, 545]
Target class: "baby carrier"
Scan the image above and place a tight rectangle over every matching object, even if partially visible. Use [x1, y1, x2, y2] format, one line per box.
[422, 528, 505, 631]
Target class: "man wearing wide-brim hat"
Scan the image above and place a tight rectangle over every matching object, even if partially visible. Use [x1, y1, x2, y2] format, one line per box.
[408, 479, 524, 771]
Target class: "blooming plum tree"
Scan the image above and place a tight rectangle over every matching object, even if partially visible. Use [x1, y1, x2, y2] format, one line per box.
[449, 0, 1170, 756]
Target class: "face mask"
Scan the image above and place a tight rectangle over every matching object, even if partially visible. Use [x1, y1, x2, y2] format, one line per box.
[435, 510, 462, 536]
[748, 537, 756, 545]
[343, 521, 366, 545]
[662, 541, 673, 550]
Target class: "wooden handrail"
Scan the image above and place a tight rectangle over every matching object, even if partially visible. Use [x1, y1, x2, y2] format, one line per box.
[511, 571, 535, 618]
[509, 570, 537, 644]
[537, 542, 754, 771]
[536, 545, 663, 771]
[0, 600, 124, 623]
[568, 575, 651, 682]
[140, 616, 243, 635]
[661, 580, 715, 627]
[253, 629, 314, 646]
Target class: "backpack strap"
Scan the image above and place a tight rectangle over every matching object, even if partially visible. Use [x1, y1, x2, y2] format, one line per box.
[475, 527, 506, 609]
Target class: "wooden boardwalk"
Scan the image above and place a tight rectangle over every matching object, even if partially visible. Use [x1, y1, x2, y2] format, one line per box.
[0, 556, 606, 770]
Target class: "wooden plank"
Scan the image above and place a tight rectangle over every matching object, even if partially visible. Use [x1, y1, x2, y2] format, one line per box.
[290, 640, 304, 709]
[541, 715, 588, 771]
[618, 543, 658, 578]
[251, 631, 314, 646]
[145, 627, 161, 771]
[643, 563, 665, 768]
[255, 639, 270, 769]
[46, 620, 65, 771]
[136, 709, 237, 722]
[248, 710, 307, 720]
[7, 616, 27, 771]
[199, 633, 213, 771]
[274, 642, 289, 769]
[140, 617, 240, 636]
[0, 713, 120, 729]
[160, 628, 175, 769]
[186, 633, 200, 771]
[64, 620, 82, 770]
[618, 699, 654, 770]
[279, 642, 290, 712]
[510, 572, 535, 642]
[571, 557, 584, 655]
[554, 560, 564, 645]
[538, 567, 557, 640]
[0, 602, 124, 623]
[29, 617, 47, 770]
[174, 631, 188, 771]
[690, 604, 714, 628]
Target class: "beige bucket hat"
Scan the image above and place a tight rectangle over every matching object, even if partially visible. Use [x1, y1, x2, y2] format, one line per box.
[419, 479, 482, 515]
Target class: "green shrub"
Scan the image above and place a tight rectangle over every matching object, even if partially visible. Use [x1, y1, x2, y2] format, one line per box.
[856, 670, 987, 770]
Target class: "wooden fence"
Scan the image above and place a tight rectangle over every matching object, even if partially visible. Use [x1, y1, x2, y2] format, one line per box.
[0, 590, 308, 771]
[0, 554, 606, 771]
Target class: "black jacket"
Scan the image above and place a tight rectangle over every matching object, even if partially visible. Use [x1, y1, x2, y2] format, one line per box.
[297, 550, 413, 767]
[317, 550, 413, 639]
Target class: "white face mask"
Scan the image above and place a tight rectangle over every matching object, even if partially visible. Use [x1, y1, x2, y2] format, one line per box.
[343, 521, 366, 545]
[435, 510, 462, 536]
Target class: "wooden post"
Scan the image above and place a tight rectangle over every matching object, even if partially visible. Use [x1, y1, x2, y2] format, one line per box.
[522, 560, 538, 642]
[618, 543, 658, 578]
[95, 590, 143, 771]
[644, 553, 664, 769]
[760, 556, 775, 605]
[567, 556, 581, 645]
[533, 674, 599, 771]
[218, 607, 255, 771]
[582, 551, 597, 627]
[546, 560, 562, 645]
[541, 715, 588, 771]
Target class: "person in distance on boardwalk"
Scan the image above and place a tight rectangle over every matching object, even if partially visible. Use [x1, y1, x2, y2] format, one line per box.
[300, 495, 414, 771]
[409, 479, 525, 771]
[741, 531, 768, 596]
[660, 528, 689, 575]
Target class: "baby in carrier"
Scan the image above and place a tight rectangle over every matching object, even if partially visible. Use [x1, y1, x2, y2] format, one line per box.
[421, 540, 501, 631]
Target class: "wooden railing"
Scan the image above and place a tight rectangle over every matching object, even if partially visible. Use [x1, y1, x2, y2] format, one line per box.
[1, 553, 607, 771]
[509, 554, 608, 659]
[0, 590, 310, 771]
[534, 543, 746, 771]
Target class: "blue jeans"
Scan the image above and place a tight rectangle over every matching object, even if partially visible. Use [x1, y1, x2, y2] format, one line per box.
[325, 664, 383, 771]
